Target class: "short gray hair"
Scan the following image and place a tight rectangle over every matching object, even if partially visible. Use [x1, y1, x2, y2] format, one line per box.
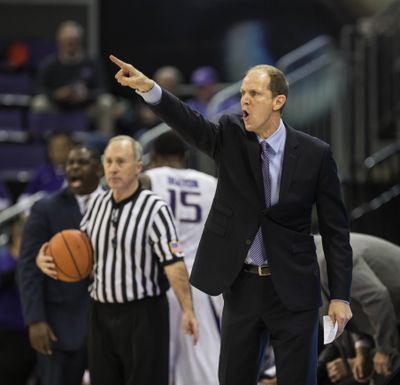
[107, 135, 143, 161]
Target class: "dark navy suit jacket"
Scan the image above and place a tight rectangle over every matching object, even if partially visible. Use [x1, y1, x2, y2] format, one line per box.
[19, 187, 90, 351]
[151, 90, 353, 311]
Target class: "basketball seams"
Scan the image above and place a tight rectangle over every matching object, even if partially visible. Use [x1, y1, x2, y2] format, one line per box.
[49, 237, 76, 281]
[49, 229, 93, 282]
[60, 230, 84, 279]
[80, 231, 93, 276]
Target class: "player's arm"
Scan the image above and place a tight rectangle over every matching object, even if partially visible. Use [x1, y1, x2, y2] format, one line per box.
[150, 204, 198, 344]
[164, 261, 198, 344]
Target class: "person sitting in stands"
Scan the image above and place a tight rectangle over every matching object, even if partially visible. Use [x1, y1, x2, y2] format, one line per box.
[187, 66, 220, 118]
[131, 65, 184, 139]
[31, 20, 115, 136]
[20, 132, 74, 200]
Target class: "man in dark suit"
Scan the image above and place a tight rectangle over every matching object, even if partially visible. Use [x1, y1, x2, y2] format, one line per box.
[110, 55, 353, 385]
[18, 145, 103, 385]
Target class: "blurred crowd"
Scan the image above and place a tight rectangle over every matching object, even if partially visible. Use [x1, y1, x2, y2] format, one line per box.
[0, 20, 226, 208]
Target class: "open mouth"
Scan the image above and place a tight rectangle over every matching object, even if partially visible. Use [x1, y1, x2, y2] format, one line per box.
[242, 110, 249, 119]
[69, 176, 82, 189]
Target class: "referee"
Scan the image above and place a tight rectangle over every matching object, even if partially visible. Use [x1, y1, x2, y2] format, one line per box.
[81, 135, 198, 385]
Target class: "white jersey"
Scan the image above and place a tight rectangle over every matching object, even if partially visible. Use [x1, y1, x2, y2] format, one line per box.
[146, 166, 221, 385]
[145, 167, 217, 271]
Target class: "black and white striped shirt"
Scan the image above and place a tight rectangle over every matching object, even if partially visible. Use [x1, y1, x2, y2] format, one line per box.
[80, 186, 184, 303]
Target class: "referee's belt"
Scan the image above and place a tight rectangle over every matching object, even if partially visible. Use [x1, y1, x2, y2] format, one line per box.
[242, 264, 271, 276]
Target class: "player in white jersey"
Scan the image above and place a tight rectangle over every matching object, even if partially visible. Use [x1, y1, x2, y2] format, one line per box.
[141, 131, 222, 385]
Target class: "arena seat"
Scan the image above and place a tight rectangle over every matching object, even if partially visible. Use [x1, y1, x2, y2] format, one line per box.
[0, 142, 46, 182]
[28, 110, 89, 138]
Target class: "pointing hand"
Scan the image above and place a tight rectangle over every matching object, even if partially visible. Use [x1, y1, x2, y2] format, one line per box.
[109, 55, 154, 93]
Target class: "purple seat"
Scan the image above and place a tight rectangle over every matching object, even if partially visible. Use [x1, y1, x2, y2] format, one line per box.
[0, 73, 31, 95]
[28, 111, 89, 137]
[0, 109, 23, 130]
[0, 142, 46, 181]
[28, 39, 56, 69]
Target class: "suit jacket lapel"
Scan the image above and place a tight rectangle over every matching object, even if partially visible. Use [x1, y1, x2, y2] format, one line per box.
[61, 188, 82, 227]
[245, 132, 264, 200]
[279, 124, 299, 201]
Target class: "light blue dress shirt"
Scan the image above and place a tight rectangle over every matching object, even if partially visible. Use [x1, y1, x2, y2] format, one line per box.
[244, 120, 286, 265]
[257, 119, 286, 206]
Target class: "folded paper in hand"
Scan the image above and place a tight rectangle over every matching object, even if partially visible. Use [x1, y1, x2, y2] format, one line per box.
[323, 315, 338, 344]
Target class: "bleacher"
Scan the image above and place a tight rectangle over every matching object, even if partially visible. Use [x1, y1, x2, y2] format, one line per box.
[1, 2, 400, 247]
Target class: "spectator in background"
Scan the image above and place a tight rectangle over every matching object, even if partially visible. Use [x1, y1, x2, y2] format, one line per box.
[315, 233, 400, 384]
[0, 216, 36, 385]
[132, 65, 184, 138]
[153, 66, 183, 96]
[31, 20, 115, 136]
[187, 66, 220, 117]
[20, 132, 74, 200]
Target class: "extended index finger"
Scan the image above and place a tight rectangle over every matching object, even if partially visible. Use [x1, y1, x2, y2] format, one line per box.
[109, 54, 129, 70]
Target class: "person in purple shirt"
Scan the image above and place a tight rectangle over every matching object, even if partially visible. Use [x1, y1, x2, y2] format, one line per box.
[21, 132, 74, 198]
[0, 216, 36, 384]
[187, 66, 220, 118]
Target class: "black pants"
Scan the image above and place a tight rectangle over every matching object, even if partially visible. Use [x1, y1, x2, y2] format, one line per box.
[0, 329, 36, 385]
[219, 271, 319, 385]
[36, 346, 87, 385]
[89, 295, 169, 385]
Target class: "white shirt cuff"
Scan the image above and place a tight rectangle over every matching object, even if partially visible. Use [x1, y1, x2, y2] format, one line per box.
[331, 299, 350, 305]
[355, 338, 371, 349]
[136, 83, 162, 105]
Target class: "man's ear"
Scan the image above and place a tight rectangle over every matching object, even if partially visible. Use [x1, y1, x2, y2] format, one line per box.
[139, 174, 152, 190]
[137, 160, 143, 174]
[273, 95, 286, 111]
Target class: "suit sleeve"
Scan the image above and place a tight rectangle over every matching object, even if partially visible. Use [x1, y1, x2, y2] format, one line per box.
[149, 90, 222, 161]
[18, 200, 50, 325]
[315, 145, 352, 302]
[351, 256, 398, 354]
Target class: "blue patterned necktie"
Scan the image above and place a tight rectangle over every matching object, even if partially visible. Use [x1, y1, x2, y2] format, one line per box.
[248, 141, 272, 266]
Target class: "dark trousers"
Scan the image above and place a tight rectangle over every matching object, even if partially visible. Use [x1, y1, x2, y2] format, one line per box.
[0, 329, 36, 385]
[219, 271, 319, 385]
[36, 345, 87, 385]
[89, 295, 169, 385]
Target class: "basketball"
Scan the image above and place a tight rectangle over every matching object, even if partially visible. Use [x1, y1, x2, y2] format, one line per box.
[47, 229, 93, 282]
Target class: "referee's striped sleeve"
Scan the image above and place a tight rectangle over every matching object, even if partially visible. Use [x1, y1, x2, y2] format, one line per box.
[150, 203, 184, 266]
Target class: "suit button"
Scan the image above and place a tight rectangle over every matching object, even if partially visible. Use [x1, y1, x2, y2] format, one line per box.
[245, 239, 252, 245]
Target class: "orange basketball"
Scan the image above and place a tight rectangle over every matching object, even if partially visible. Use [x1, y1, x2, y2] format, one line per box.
[47, 229, 93, 282]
